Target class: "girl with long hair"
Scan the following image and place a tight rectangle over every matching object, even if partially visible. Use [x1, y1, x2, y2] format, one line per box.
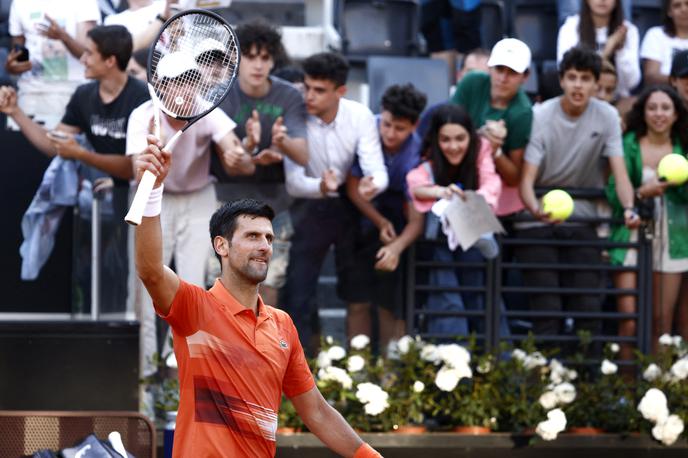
[557, 0, 640, 97]
[607, 85, 688, 356]
[406, 104, 502, 337]
[640, 0, 688, 85]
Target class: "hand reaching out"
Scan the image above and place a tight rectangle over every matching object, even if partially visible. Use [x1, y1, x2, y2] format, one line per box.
[320, 168, 339, 195]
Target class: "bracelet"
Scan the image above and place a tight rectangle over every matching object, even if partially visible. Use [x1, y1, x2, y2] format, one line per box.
[155, 14, 168, 23]
[143, 184, 164, 217]
[493, 147, 503, 159]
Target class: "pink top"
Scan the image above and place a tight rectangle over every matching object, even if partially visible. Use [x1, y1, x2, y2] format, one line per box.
[495, 184, 524, 217]
[406, 137, 502, 213]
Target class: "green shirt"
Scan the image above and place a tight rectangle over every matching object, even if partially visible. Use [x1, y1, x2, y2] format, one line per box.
[606, 132, 688, 264]
[451, 71, 533, 153]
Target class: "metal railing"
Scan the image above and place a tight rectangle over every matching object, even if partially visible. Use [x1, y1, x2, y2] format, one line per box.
[406, 189, 654, 357]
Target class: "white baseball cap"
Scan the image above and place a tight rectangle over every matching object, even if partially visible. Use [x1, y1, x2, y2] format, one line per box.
[487, 38, 532, 74]
[157, 52, 199, 79]
[194, 38, 227, 60]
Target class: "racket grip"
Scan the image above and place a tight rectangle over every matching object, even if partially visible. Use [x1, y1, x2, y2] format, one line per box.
[124, 170, 157, 226]
[164, 130, 182, 151]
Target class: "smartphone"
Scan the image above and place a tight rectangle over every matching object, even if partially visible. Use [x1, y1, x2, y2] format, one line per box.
[12, 44, 29, 62]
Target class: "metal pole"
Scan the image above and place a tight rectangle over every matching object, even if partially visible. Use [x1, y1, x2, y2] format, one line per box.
[91, 192, 101, 321]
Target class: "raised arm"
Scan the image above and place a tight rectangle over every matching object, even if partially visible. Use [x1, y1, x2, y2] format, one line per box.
[291, 386, 381, 458]
[134, 135, 180, 316]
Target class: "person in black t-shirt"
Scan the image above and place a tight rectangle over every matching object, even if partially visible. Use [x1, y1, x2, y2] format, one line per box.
[0, 25, 149, 315]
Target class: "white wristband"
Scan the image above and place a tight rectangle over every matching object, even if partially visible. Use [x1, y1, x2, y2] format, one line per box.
[143, 184, 164, 217]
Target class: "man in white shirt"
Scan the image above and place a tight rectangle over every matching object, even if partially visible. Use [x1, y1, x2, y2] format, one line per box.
[280, 52, 388, 354]
[6, 0, 101, 128]
[127, 53, 254, 400]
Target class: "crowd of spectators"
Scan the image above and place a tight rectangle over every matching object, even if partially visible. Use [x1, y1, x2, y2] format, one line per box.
[0, 1, 687, 378]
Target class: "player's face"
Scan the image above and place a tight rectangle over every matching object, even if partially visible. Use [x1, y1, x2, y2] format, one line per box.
[560, 68, 597, 113]
[225, 215, 274, 284]
[489, 65, 527, 103]
[438, 123, 470, 166]
[81, 38, 109, 80]
[644, 90, 678, 136]
[379, 111, 415, 153]
[303, 76, 344, 117]
[239, 45, 273, 88]
[596, 72, 617, 102]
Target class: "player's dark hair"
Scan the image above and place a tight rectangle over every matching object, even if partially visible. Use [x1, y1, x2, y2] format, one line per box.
[559, 46, 601, 80]
[87, 25, 132, 71]
[302, 52, 349, 87]
[380, 83, 428, 124]
[236, 19, 286, 61]
[422, 104, 479, 191]
[209, 199, 275, 263]
[625, 84, 688, 151]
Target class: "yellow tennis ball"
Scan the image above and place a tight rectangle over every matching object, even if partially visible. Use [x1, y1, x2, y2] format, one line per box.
[657, 154, 688, 185]
[542, 189, 574, 221]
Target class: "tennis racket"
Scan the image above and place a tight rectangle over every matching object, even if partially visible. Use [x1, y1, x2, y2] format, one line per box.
[125, 8, 239, 225]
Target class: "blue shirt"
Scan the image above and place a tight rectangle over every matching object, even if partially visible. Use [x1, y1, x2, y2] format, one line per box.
[351, 115, 422, 231]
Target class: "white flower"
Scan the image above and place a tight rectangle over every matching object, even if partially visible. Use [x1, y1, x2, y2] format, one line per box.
[347, 355, 365, 373]
[413, 381, 425, 393]
[512, 348, 527, 361]
[327, 345, 346, 361]
[659, 334, 673, 346]
[672, 335, 683, 348]
[165, 352, 178, 369]
[316, 351, 331, 369]
[567, 369, 578, 381]
[549, 359, 570, 384]
[539, 391, 558, 410]
[601, 359, 618, 375]
[420, 344, 441, 364]
[437, 343, 471, 368]
[652, 414, 685, 446]
[643, 363, 662, 382]
[386, 340, 400, 360]
[610, 343, 620, 354]
[350, 334, 370, 350]
[325, 335, 334, 345]
[638, 388, 669, 424]
[435, 365, 468, 392]
[477, 360, 492, 374]
[524, 352, 547, 370]
[553, 382, 576, 405]
[670, 357, 688, 381]
[318, 366, 353, 389]
[536, 409, 567, 441]
[356, 383, 389, 416]
[397, 335, 415, 355]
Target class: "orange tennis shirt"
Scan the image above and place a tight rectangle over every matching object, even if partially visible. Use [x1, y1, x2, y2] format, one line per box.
[158, 279, 316, 458]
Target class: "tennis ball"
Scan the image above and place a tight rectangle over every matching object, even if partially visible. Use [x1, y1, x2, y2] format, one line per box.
[657, 154, 688, 185]
[542, 189, 574, 221]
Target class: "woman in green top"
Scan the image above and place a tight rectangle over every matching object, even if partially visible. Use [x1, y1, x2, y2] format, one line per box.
[607, 85, 688, 355]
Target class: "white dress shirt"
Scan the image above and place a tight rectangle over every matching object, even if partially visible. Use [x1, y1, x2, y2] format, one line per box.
[284, 97, 388, 199]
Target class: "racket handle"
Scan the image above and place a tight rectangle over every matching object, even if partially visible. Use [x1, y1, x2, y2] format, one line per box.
[124, 170, 157, 226]
[164, 130, 182, 151]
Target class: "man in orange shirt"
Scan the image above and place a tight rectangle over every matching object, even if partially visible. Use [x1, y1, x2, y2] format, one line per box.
[134, 135, 382, 458]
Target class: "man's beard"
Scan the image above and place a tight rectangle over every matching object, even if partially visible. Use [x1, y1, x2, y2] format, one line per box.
[240, 260, 269, 284]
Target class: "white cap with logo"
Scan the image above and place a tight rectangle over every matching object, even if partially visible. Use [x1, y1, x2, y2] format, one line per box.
[487, 38, 532, 74]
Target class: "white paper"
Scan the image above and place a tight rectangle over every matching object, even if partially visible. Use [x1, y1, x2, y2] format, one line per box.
[440, 192, 505, 251]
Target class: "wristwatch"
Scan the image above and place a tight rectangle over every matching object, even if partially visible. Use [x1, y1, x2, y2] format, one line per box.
[156, 14, 168, 23]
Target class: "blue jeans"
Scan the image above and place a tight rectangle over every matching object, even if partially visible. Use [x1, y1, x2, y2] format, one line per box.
[426, 244, 510, 338]
[557, 0, 632, 25]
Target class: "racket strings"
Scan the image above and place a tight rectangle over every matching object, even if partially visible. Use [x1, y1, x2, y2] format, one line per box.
[150, 13, 238, 119]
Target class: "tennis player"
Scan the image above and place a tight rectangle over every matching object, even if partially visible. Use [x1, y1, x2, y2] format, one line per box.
[134, 136, 383, 458]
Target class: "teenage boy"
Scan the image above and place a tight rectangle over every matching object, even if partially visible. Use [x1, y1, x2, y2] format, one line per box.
[280, 52, 388, 353]
[451, 37, 534, 217]
[215, 19, 308, 305]
[517, 46, 638, 337]
[346, 84, 427, 351]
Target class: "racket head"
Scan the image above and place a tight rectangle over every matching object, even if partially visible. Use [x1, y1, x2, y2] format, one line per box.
[147, 9, 239, 122]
